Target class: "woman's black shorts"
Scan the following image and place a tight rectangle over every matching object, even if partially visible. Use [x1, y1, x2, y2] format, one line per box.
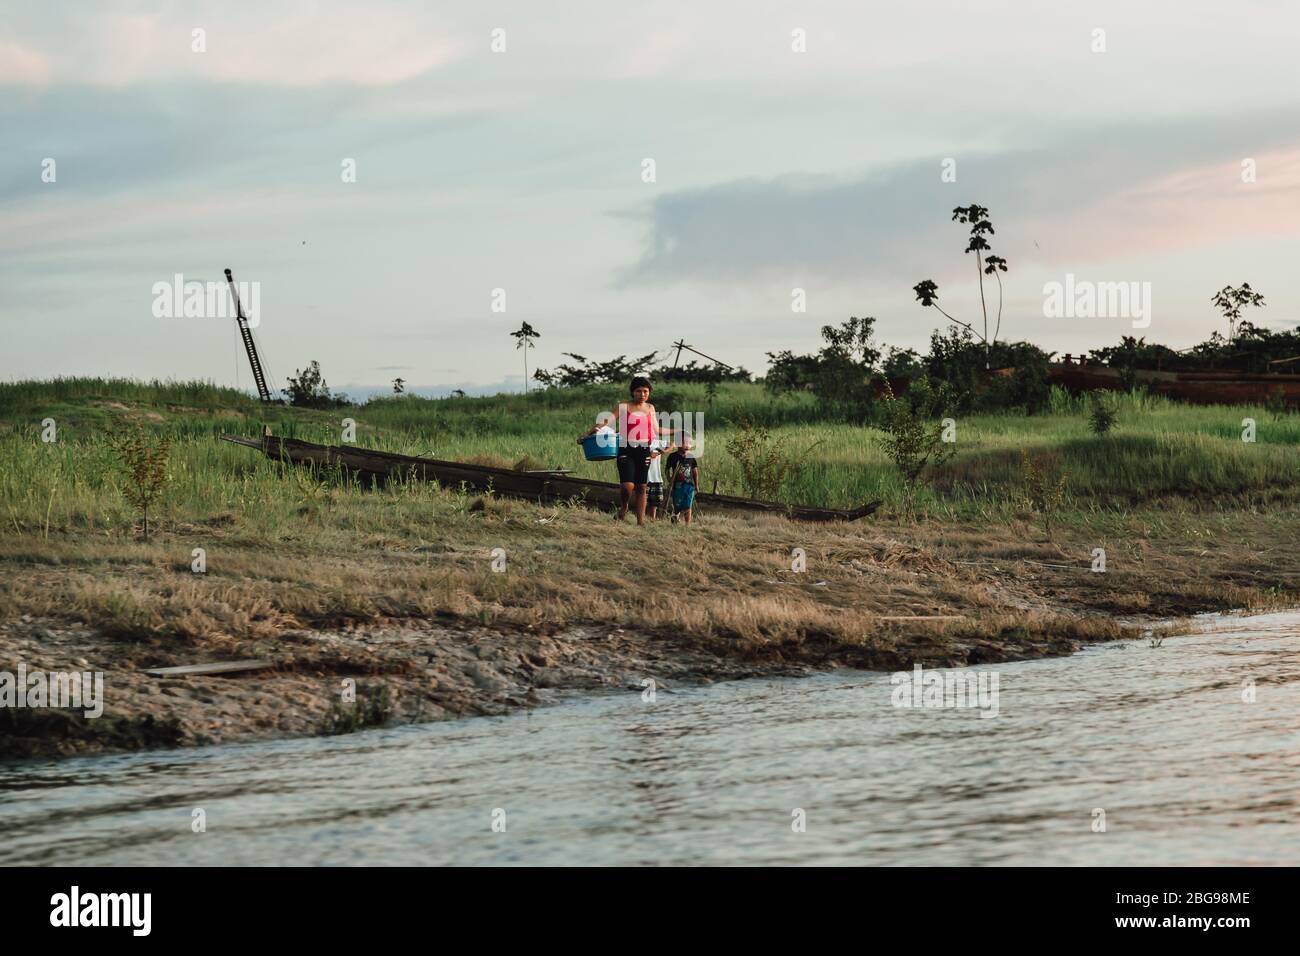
[615, 447, 651, 485]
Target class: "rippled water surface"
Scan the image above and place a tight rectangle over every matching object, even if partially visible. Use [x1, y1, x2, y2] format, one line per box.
[2, 611, 1297, 865]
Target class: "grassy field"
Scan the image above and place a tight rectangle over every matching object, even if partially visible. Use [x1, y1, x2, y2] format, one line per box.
[3, 377, 1300, 538]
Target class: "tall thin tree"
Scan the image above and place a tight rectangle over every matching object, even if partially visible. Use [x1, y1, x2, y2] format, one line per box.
[511, 321, 540, 393]
[912, 204, 1009, 369]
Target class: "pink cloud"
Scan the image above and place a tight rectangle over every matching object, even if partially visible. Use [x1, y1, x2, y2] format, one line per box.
[1019, 147, 1300, 267]
[0, 39, 52, 87]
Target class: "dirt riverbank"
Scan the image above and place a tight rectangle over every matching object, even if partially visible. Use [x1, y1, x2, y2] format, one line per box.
[4, 503, 1298, 759]
[2, 606, 1113, 759]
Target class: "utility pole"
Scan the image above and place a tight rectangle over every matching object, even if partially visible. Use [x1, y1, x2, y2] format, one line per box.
[669, 339, 733, 371]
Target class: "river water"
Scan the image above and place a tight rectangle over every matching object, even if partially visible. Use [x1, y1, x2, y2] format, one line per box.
[1, 611, 1297, 866]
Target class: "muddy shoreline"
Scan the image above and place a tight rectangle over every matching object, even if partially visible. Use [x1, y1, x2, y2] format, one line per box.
[2, 609, 1137, 761]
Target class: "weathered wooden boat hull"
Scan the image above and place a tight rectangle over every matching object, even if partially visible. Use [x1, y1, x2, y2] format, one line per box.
[1049, 364, 1300, 407]
[221, 435, 878, 522]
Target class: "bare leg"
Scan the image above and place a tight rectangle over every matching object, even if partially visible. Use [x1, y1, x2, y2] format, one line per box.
[683, 508, 693, 526]
[618, 482, 633, 520]
[635, 484, 648, 525]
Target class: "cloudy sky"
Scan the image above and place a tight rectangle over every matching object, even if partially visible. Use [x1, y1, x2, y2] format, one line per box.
[4, 1, 1298, 395]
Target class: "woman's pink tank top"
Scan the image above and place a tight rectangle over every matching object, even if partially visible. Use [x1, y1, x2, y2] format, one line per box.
[624, 408, 652, 445]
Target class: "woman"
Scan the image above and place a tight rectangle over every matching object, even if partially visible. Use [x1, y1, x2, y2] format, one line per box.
[580, 376, 660, 524]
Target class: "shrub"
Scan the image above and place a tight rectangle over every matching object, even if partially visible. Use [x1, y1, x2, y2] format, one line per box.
[1088, 393, 1118, 435]
[1265, 385, 1289, 419]
[109, 425, 171, 539]
[1019, 451, 1068, 540]
[873, 374, 955, 517]
[724, 414, 807, 501]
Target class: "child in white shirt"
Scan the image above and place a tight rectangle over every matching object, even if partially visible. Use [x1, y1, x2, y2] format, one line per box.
[645, 440, 664, 520]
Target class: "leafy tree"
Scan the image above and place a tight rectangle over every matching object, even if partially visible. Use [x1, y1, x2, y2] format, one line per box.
[763, 349, 823, 394]
[985, 343, 1053, 413]
[881, 347, 924, 381]
[912, 204, 1009, 367]
[1211, 283, 1266, 344]
[925, 328, 1052, 413]
[765, 316, 882, 421]
[510, 321, 540, 393]
[283, 360, 348, 408]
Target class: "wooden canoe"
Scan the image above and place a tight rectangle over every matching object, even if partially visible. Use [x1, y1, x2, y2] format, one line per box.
[221, 434, 879, 523]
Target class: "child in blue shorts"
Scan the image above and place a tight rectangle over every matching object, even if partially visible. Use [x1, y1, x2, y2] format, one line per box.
[666, 440, 699, 525]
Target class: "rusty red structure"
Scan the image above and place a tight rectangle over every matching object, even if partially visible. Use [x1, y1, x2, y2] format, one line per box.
[1049, 362, 1300, 407]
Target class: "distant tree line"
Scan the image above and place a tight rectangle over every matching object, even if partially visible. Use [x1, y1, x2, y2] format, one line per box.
[1088, 325, 1296, 379]
[533, 351, 751, 388]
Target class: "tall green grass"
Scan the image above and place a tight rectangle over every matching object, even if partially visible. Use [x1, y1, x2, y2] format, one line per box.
[2, 377, 1298, 527]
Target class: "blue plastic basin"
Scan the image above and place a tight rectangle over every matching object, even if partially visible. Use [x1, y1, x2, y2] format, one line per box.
[581, 430, 619, 461]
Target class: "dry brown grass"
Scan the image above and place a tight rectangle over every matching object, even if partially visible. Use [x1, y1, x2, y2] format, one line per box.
[6, 482, 1298, 758]
[3, 480, 1297, 672]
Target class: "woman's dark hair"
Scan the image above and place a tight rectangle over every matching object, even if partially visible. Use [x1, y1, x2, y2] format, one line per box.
[629, 376, 652, 395]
